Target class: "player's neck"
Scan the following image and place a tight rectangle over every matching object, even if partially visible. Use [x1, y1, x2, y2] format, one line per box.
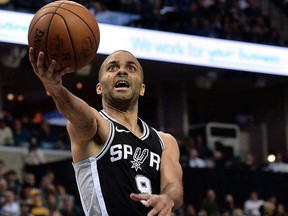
[103, 107, 142, 136]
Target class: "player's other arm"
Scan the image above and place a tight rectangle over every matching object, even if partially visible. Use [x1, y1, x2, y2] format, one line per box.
[130, 132, 183, 215]
[159, 132, 183, 210]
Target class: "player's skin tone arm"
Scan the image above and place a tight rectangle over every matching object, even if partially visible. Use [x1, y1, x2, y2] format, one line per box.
[29, 47, 109, 163]
[130, 132, 183, 216]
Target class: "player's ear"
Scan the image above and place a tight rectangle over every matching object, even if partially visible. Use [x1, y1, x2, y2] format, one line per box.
[140, 84, 145, 96]
[96, 83, 102, 95]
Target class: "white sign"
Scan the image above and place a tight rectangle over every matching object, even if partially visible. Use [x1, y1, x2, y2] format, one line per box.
[1, 9, 288, 76]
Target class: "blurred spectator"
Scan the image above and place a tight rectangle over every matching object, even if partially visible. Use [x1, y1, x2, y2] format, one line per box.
[179, 136, 196, 167]
[244, 0, 262, 21]
[0, 189, 21, 216]
[23, 137, 47, 166]
[28, 189, 49, 216]
[0, 160, 6, 179]
[31, 207, 49, 216]
[45, 191, 62, 216]
[232, 208, 244, 216]
[275, 202, 287, 216]
[20, 199, 32, 216]
[0, 118, 14, 146]
[259, 201, 276, 216]
[56, 184, 72, 210]
[20, 173, 38, 201]
[243, 191, 264, 216]
[36, 120, 62, 149]
[211, 150, 226, 170]
[200, 188, 220, 216]
[188, 148, 206, 168]
[60, 195, 83, 216]
[12, 118, 31, 147]
[241, 153, 257, 171]
[184, 203, 197, 216]
[195, 134, 213, 159]
[198, 209, 208, 216]
[39, 172, 57, 207]
[0, 178, 8, 209]
[3, 169, 22, 195]
[231, 153, 257, 171]
[221, 194, 236, 215]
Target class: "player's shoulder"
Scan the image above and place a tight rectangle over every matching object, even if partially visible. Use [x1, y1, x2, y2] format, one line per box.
[157, 131, 178, 145]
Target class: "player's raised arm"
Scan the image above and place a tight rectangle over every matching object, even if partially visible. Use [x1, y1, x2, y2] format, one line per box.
[29, 48, 103, 144]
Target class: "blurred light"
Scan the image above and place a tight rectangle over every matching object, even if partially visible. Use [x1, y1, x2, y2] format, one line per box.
[46, 91, 51, 96]
[76, 82, 83, 89]
[267, 154, 276, 163]
[7, 93, 14, 101]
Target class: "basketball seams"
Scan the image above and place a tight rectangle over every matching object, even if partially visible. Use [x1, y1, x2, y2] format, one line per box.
[53, 12, 78, 71]
[55, 7, 99, 48]
[42, 4, 99, 66]
[45, 12, 55, 70]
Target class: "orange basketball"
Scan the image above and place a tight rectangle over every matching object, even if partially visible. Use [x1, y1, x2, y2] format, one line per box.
[28, 0, 100, 72]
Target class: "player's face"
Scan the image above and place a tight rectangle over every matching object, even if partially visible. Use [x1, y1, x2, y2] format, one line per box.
[97, 51, 145, 105]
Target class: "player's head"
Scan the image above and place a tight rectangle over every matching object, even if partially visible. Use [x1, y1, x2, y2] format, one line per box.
[96, 50, 145, 106]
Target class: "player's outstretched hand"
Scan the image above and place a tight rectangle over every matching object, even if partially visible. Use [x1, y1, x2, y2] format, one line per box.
[130, 193, 174, 216]
[29, 47, 71, 94]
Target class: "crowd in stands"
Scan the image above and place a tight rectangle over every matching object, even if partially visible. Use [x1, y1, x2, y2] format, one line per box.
[181, 189, 288, 216]
[179, 132, 288, 174]
[0, 113, 70, 150]
[0, 0, 287, 47]
[0, 160, 84, 216]
[78, 0, 288, 46]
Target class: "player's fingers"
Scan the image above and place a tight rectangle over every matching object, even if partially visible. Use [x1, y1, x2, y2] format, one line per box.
[148, 203, 171, 216]
[36, 51, 47, 75]
[29, 47, 38, 73]
[28, 47, 35, 63]
[130, 193, 149, 202]
[147, 203, 162, 216]
[59, 67, 71, 77]
[158, 204, 172, 216]
[47, 59, 56, 74]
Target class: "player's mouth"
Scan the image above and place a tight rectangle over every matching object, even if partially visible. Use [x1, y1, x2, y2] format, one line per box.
[115, 80, 130, 89]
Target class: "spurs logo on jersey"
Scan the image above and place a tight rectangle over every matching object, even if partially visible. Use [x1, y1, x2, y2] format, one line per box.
[131, 147, 149, 171]
[110, 144, 161, 171]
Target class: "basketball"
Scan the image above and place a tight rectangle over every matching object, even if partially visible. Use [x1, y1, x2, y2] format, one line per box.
[28, 0, 100, 72]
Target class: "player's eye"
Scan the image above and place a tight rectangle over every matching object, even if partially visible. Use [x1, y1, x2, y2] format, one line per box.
[108, 65, 119, 71]
[127, 65, 136, 71]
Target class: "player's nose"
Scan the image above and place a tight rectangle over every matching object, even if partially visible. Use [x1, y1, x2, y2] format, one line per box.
[117, 71, 128, 78]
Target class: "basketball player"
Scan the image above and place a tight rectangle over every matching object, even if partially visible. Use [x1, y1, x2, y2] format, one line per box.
[29, 48, 183, 216]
